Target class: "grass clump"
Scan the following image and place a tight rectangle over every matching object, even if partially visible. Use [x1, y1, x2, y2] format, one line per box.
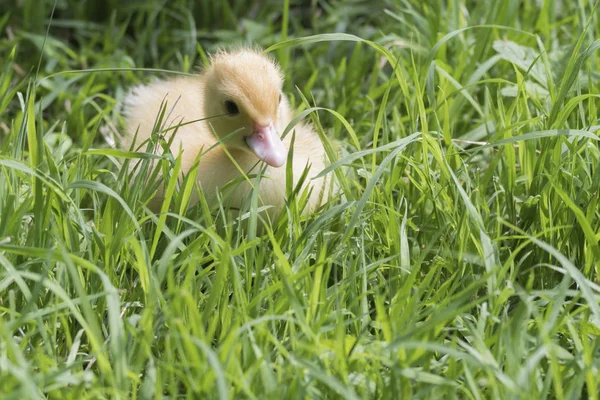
[1, 0, 600, 398]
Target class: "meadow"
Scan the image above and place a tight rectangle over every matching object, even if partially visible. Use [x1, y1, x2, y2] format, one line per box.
[1, 0, 600, 398]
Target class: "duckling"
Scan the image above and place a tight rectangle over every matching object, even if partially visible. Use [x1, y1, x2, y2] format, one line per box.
[122, 48, 333, 219]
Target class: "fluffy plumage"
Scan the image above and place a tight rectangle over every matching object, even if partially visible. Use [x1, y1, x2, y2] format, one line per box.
[122, 48, 333, 218]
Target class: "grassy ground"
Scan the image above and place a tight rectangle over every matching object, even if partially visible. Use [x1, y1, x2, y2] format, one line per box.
[1, 0, 600, 398]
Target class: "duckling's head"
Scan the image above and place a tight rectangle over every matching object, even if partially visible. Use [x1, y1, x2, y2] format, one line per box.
[204, 48, 287, 167]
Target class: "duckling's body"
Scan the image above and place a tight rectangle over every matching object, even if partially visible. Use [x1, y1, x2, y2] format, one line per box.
[122, 49, 332, 218]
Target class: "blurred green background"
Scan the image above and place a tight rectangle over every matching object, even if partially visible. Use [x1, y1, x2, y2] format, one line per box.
[4, 0, 592, 148]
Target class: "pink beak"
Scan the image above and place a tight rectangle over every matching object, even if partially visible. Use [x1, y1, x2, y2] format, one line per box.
[245, 122, 287, 168]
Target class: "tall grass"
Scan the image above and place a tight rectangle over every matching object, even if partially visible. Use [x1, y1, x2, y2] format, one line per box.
[1, 0, 599, 398]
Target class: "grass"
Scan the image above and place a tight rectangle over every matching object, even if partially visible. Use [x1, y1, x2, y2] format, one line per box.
[1, 0, 600, 398]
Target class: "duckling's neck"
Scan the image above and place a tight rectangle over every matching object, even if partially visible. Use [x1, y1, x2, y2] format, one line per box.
[226, 149, 269, 174]
[198, 147, 283, 206]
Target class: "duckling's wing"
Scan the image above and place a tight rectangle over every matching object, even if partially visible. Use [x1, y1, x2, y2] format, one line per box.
[122, 77, 206, 152]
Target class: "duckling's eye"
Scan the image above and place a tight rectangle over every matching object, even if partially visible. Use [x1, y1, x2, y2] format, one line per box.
[278, 94, 282, 104]
[224, 100, 240, 115]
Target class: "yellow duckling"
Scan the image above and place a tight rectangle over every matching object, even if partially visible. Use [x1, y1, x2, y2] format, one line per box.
[122, 48, 334, 219]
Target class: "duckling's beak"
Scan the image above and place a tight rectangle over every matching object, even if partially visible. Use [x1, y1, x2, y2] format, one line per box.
[246, 122, 287, 167]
